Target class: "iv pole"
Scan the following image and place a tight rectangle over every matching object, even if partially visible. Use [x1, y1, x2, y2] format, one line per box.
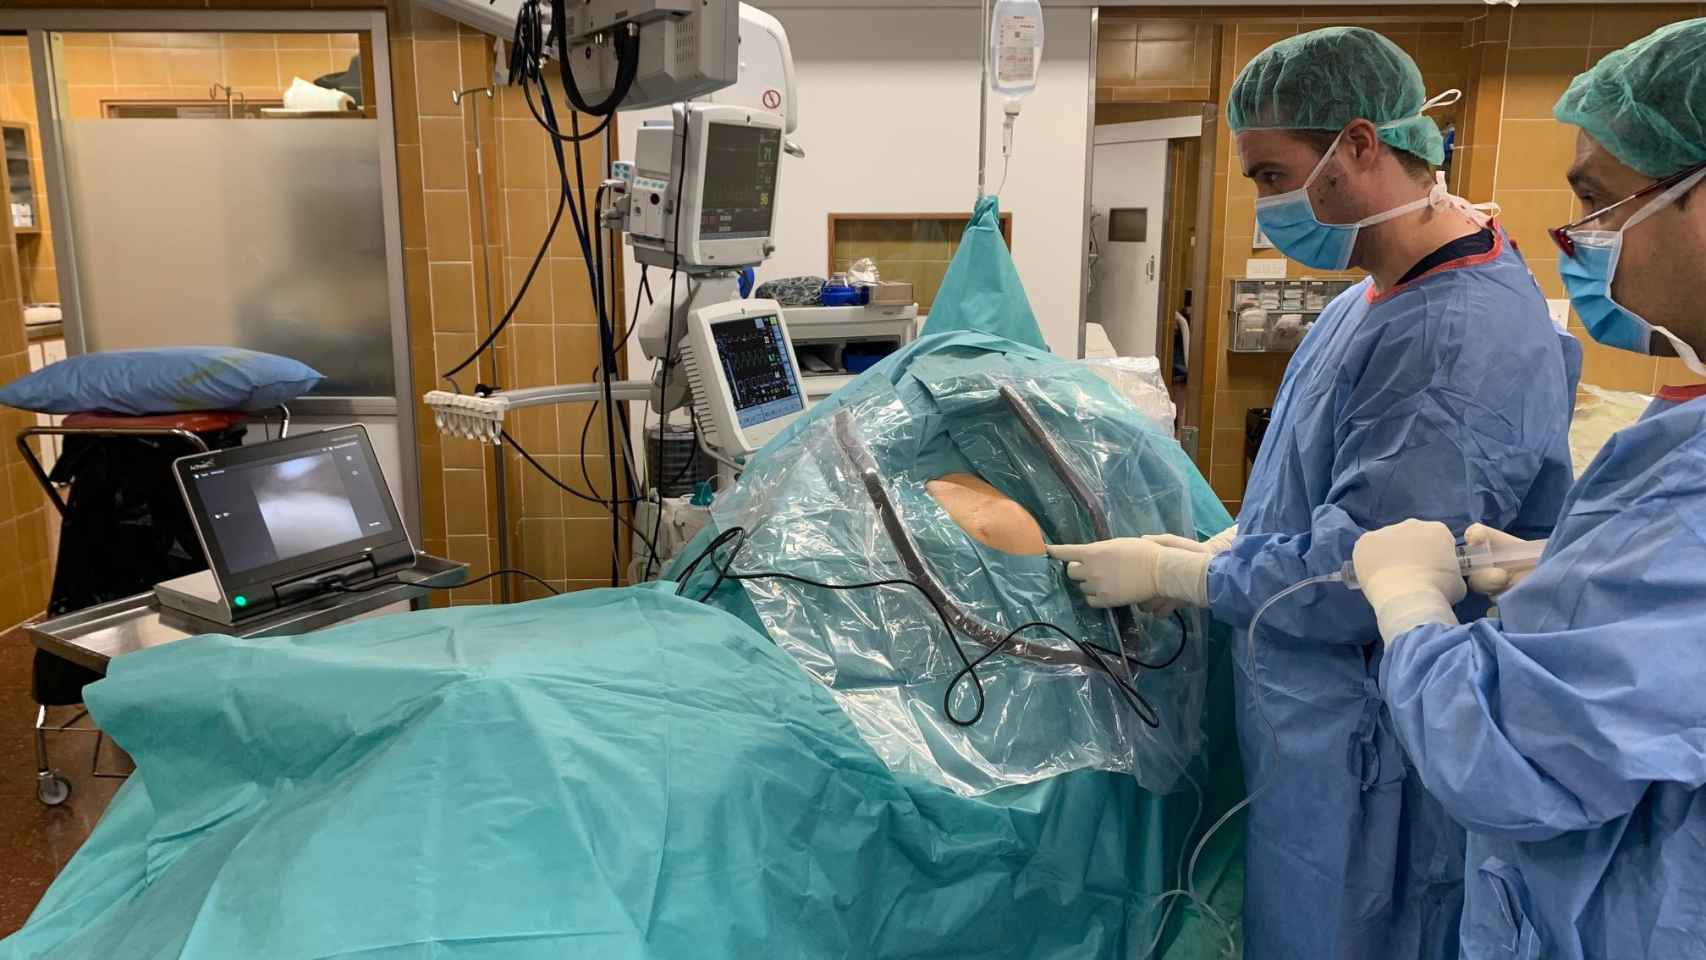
[977, 0, 990, 199]
[452, 83, 511, 603]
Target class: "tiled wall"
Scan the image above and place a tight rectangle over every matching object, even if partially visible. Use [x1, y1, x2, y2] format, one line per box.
[397, 13, 625, 602]
[0, 200, 51, 631]
[0, 39, 55, 306]
[830, 217, 982, 312]
[491, 73, 632, 598]
[1095, 18, 1216, 103]
[55, 31, 362, 118]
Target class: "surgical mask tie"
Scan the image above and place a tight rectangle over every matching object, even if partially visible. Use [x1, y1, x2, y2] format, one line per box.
[1559, 166, 1706, 378]
[1255, 90, 1489, 272]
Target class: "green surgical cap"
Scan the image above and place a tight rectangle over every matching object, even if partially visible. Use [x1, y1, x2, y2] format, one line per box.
[1227, 26, 1446, 166]
[1554, 17, 1706, 179]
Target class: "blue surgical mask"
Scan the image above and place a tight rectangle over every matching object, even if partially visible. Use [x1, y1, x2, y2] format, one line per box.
[1559, 166, 1706, 378]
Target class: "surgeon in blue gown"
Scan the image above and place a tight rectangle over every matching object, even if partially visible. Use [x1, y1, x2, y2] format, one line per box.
[1352, 19, 1706, 960]
[1049, 27, 1582, 959]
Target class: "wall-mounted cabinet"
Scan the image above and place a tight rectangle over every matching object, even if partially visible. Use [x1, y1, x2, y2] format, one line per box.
[3, 122, 40, 237]
[1226, 277, 1359, 354]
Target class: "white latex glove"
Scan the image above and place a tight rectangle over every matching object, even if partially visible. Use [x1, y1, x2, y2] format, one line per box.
[1462, 523, 1538, 597]
[1352, 520, 1468, 645]
[1144, 524, 1237, 556]
[1048, 538, 1210, 610]
[1135, 527, 1235, 616]
[1206, 524, 1238, 554]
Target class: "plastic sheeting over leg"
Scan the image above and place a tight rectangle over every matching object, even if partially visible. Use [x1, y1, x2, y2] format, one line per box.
[708, 356, 1216, 797]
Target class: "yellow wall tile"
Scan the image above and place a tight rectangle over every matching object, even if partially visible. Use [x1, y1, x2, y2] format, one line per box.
[1491, 189, 1576, 253]
[276, 32, 332, 50]
[564, 519, 618, 579]
[1526, 258, 1567, 300]
[412, 40, 462, 119]
[1508, 9, 1592, 48]
[553, 322, 602, 381]
[62, 46, 115, 86]
[221, 32, 277, 50]
[1132, 39, 1193, 84]
[1494, 118, 1581, 192]
[505, 257, 553, 326]
[500, 119, 546, 189]
[222, 47, 278, 88]
[511, 323, 556, 386]
[1654, 357, 1706, 391]
[519, 517, 567, 581]
[419, 116, 466, 190]
[1589, 6, 1698, 48]
[1579, 337, 1659, 393]
[1501, 47, 1589, 121]
[428, 261, 476, 334]
[112, 47, 169, 86]
[1097, 40, 1137, 85]
[423, 189, 472, 262]
[550, 257, 597, 325]
[276, 49, 335, 85]
[166, 47, 221, 86]
[166, 33, 223, 49]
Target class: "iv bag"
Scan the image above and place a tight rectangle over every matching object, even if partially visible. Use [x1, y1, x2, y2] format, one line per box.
[989, 0, 1044, 97]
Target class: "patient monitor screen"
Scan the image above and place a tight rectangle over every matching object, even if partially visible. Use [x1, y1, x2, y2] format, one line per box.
[713, 314, 805, 428]
[188, 437, 395, 574]
[699, 122, 780, 241]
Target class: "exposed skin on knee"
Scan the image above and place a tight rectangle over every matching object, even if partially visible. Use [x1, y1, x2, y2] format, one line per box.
[925, 473, 1047, 556]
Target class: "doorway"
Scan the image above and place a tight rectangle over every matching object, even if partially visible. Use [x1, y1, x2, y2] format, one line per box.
[1084, 105, 1211, 437]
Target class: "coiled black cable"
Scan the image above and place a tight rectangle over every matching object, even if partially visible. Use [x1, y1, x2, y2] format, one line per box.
[674, 526, 1178, 728]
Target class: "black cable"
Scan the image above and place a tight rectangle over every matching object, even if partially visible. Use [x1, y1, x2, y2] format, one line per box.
[581, 148, 620, 583]
[501, 428, 658, 562]
[328, 568, 561, 597]
[551, 0, 642, 118]
[673, 524, 746, 594]
[440, 143, 568, 384]
[507, 0, 615, 142]
[599, 170, 641, 506]
[644, 106, 691, 580]
[674, 526, 1163, 728]
[522, 48, 623, 585]
[519, 69, 614, 142]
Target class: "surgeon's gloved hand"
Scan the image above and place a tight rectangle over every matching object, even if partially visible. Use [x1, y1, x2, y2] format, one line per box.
[1462, 523, 1537, 597]
[1134, 527, 1235, 616]
[1144, 524, 1237, 556]
[1048, 538, 1210, 610]
[1352, 520, 1468, 645]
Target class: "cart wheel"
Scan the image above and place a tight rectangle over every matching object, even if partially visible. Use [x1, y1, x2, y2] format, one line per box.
[36, 772, 71, 806]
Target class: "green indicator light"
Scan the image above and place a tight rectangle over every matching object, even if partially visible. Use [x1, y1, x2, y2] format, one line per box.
[233, 595, 248, 608]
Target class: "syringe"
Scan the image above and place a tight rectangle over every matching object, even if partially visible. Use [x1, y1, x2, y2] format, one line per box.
[1340, 537, 1548, 590]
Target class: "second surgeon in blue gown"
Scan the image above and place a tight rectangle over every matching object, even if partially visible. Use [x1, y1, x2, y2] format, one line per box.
[1051, 27, 1582, 960]
[1353, 18, 1706, 959]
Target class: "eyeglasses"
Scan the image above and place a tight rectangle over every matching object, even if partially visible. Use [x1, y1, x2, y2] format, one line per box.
[1550, 161, 1706, 259]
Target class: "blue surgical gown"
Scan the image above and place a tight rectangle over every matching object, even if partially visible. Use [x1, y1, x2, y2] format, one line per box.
[1382, 388, 1706, 960]
[1204, 232, 1582, 959]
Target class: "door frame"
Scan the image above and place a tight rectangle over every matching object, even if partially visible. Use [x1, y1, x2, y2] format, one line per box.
[1080, 105, 1215, 458]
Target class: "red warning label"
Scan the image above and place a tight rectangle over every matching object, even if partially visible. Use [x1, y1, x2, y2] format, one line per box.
[762, 89, 782, 110]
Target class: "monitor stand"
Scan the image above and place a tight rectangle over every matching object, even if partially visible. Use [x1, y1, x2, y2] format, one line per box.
[154, 570, 237, 625]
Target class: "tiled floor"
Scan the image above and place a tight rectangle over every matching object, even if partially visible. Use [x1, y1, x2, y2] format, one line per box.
[0, 625, 125, 937]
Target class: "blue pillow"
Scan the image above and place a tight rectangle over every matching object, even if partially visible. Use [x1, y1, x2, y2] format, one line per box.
[0, 347, 324, 415]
